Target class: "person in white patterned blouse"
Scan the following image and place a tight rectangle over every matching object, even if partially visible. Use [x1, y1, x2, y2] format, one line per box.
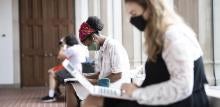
[79, 16, 131, 107]
[103, 0, 209, 107]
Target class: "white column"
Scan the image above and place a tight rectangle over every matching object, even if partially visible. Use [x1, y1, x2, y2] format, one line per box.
[213, 0, 220, 85]
[122, 1, 144, 68]
[132, 29, 145, 67]
[0, 0, 14, 85]
[12, 0, 20, 87]
[167, 0, 174, 8]
[112, 0, 122, 43]
[88, 0, 100, 17]
[198, 0, 214, 85]
[100, 0, 113, 37]
[87, 0, 123, 43]
[75, 0, 88, 38]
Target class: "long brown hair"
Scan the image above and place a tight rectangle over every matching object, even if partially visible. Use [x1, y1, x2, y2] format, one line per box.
[125, 0, 184, 62]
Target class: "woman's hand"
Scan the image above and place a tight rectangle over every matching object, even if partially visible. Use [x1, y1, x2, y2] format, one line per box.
[121, 83, 138, 97]
[88, 79, 98, 85]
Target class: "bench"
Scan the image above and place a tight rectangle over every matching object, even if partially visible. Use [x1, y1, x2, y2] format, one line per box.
[65, 78, 81, 107]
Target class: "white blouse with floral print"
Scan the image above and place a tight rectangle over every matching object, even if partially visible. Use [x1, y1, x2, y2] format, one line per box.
[132, 23, 204, 105]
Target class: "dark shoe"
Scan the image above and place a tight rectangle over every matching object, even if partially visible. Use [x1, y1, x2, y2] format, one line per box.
[54, 91, 61, 98]
[54, 88, 62, 98]
[41, 96, 56, 102]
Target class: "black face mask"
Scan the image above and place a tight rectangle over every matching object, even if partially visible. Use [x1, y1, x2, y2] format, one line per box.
[130, 15, 148, 31]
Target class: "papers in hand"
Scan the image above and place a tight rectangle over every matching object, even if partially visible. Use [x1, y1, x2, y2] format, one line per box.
[62, 59, 134, 100]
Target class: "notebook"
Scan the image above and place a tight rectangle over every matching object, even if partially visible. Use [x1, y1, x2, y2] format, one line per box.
[62, 59, 134, 100]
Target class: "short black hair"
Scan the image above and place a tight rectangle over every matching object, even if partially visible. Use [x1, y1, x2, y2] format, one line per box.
[86, 16, 104, 35]
[64, 34, 79, 46]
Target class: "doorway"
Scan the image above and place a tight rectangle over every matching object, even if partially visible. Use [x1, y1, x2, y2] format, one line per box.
[20, 0, 75, 86]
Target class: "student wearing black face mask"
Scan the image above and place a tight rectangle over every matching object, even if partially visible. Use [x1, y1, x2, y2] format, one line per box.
[130, 12, 148, 31]
[129, 0, 148, 31]
[103, 0, 209, 107]
[130, 15, 147, 31]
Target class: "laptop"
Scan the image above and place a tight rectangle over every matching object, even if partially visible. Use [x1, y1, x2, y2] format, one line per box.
[62, 59, 134, 100]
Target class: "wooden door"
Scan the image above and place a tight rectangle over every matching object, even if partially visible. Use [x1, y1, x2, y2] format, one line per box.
[20, 0, 75, 86]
